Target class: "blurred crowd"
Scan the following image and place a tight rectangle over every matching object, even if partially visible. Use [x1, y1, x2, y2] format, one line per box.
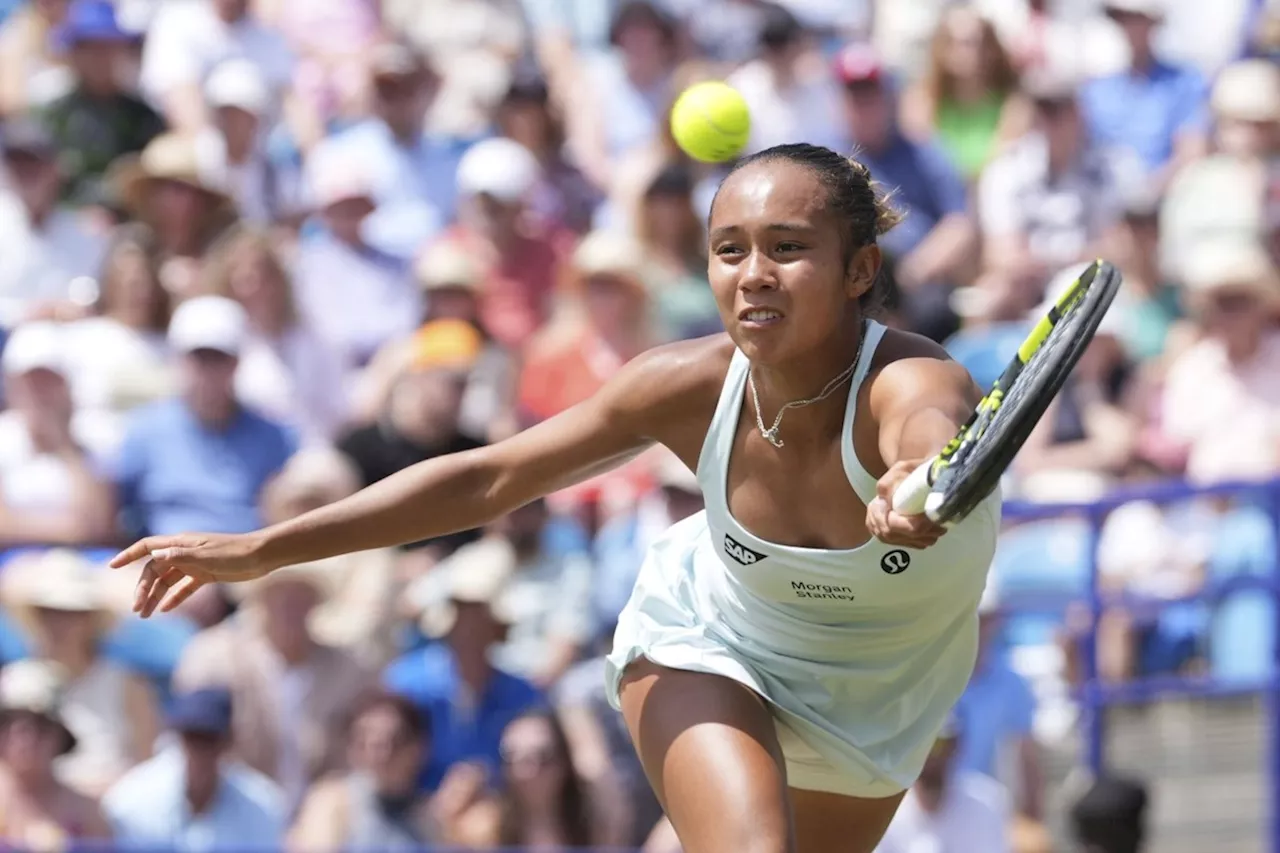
[0, 0, 1274, 851]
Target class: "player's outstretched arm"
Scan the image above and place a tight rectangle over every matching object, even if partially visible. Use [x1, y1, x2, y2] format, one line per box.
[864, 336, 982, 548]
[111, 339, 718, 616]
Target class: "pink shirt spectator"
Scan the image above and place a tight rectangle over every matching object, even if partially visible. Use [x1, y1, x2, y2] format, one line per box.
[1160, 330, 1280, 483]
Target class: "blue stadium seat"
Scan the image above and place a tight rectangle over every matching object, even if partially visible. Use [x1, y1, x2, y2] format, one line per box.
[992, 518, 1095, 647]
[944, 323, 1028, 391]
[1207, 503, 1278, 685]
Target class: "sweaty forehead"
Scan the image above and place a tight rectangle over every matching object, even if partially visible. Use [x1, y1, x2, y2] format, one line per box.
[710, 160, 829, 230]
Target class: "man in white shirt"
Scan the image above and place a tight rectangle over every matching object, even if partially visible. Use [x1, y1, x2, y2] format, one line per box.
[139, 0, 293, 133]
[103, 688, 287, 851]
[875, 715, 1011, 853]
[0, 119, 107, 327]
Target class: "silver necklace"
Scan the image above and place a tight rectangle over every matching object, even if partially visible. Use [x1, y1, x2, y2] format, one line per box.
[748, 319, 867, 449]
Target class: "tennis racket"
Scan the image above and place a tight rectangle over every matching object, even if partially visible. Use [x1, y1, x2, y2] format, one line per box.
[891, 259, 1122, 525]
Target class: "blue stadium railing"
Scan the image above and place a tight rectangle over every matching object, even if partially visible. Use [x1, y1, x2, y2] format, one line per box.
[1002, 477, 1280, 853]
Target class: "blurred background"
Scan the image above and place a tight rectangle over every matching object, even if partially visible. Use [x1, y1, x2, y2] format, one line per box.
[0, 0, 1274, 851]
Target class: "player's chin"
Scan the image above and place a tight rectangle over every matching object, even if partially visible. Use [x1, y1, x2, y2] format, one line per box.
[730, 319, 796, 363]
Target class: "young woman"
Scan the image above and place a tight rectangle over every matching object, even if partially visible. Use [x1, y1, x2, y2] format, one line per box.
[112, 143, 1001, 853]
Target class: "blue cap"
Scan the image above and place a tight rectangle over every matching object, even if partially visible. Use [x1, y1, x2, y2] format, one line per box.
[166, 688, 233, 736]
[54, 1, 134, 50]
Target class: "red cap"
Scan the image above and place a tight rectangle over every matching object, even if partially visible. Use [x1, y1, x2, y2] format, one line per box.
[833, 43, 884, 86]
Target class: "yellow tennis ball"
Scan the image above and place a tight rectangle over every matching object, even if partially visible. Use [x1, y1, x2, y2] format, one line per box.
[670, 81, 751, 164]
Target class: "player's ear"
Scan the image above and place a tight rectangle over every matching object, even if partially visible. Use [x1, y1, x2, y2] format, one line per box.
[845, 243, 881, 301]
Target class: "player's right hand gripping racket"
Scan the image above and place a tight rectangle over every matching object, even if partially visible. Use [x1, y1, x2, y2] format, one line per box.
[891, 259, 1122, 525]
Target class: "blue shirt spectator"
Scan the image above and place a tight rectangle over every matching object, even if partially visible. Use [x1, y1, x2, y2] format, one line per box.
[103, 688, 287, 851]
[953, 650, 1036, 778]
[1080, 1, 1210, 184]
[114, 297, 296, 537]
[315, 41, 478, 261]
[855, 134, 969, 263]
[1080, 60, 1209, 177]
[385, 642, 545, 790]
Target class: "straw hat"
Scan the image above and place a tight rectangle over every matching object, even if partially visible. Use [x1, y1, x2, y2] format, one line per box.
[0, 660, 76, 754]
[573, 230, 648, 285]
[1211, 59, 1280, 124]
[111, 133, 232, 216]
[1, 550, 117, 645]
[414, 239, 483, 293]
[416, 537, 519, 638]
[1182, 240, 1280, 307]
[228, 559, 343, 607]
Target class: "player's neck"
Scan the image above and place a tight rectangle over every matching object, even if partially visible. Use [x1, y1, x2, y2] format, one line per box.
[749, 315, 867, 440]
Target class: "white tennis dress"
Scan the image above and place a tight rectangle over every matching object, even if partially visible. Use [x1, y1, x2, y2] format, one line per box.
[605, 321, 1002, 797]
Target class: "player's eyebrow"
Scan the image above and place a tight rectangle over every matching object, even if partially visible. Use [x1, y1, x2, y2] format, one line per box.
[709, 222, 816, 241]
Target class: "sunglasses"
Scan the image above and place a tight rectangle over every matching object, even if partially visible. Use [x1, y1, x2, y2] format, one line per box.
[1205, 290, 1260, 314]
[501, 746, 560, 768]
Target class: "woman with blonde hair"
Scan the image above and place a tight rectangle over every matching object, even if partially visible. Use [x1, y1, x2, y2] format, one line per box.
[200, 225, 349, 442]
[900, 6, 1027, 180]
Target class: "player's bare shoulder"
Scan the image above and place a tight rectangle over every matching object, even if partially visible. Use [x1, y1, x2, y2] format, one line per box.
[602, 333, 735, 452]
[866, 327, 982, 411]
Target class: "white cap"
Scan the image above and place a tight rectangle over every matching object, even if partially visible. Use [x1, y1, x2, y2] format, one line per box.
[305, 143, 377, 210]
[168, 295, 248, 357]
[205, 59, 269, 115]
[2, 322, 65, 376]
[1103, 0, 1164, 19]
[456, 138, 540, 204]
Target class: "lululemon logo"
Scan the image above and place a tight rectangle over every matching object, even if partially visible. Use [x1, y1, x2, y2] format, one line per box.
[881, 549, 911, 574]
[724, 534, 767, 566]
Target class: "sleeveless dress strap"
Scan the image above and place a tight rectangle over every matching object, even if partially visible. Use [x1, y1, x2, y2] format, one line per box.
[840, 321, 889, 506]
[696, 348, 749, 488]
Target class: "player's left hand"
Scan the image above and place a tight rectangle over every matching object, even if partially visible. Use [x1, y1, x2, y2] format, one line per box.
[867, 460, 947, 549]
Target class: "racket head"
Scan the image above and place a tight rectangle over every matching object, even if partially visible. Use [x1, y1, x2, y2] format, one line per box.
[926, 260, 1123, 524]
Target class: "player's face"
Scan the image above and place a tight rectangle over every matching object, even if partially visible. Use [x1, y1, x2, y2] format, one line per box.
[708, 160, 875, 365]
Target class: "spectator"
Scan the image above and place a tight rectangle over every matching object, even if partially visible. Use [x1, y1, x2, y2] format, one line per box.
[41, 0, 163, 208]
[832, 42, 976, 342]
[1079, 0, 1209, 191]
[258, 447, 399, 669]
[338, 319, 487, 560]
[103, 688, 286, 850]
[317, 39, 470, 261]
[354, 239, 519, 443]
[138, 0, 294, 135]
[201, 225, 350, 443]
[174, 561, 376, 811]
[495, 73, 602, 235]
[976, 71, 1121, 319]
[62, 225, 173, 429]
[470, 708, 598, 848]
[900, 5, 1027, 181]
[727, 3, 847, 157]
[446, 136, 569, 352]
[633, 164, 720, 341]
[569, 0, 680, 190]
[1102, 190, 1185, 364]
[293, 144, 420, 368]
[478, 501, 592, 687]
[114, 295, 296, 537]
[254, 0, 382, 148]
[874, 715, 1011, 853]
[1159, 58, 1279, 274]
[0, 323, 115, 547]
[288, 691, 443, 851]
[518, 229, 655, 423]
[1154, 240, 1280, 483]
[0, 0, 70, 115]
[0, 659, 112, 848]
[385, 539, 545, 790]
[0, 116, 107, 328]
[1, 550, 160, 797]
[199, 59, 298, 227]
[953, 586, 1044, 823]
[1069, 774, 1149, 853]
[114, 133, 240, 298]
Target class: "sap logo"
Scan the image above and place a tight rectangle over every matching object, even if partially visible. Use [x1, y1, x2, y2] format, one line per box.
[880, 549, 911, 575]
[724, 534, 767, 566]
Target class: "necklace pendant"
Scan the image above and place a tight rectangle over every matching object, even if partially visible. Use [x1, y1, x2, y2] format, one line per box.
[762, 427, 785, 448]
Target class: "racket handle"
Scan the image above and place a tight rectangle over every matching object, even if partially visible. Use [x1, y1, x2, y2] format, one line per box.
[891, 458, 936, 516]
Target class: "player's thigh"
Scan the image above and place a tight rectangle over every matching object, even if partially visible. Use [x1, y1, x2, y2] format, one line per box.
[791, 786, 906, 853]
[618, 657, 794, 853]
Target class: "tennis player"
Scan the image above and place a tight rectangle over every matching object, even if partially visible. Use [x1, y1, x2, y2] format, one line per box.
[113, 143, 1001, 853]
